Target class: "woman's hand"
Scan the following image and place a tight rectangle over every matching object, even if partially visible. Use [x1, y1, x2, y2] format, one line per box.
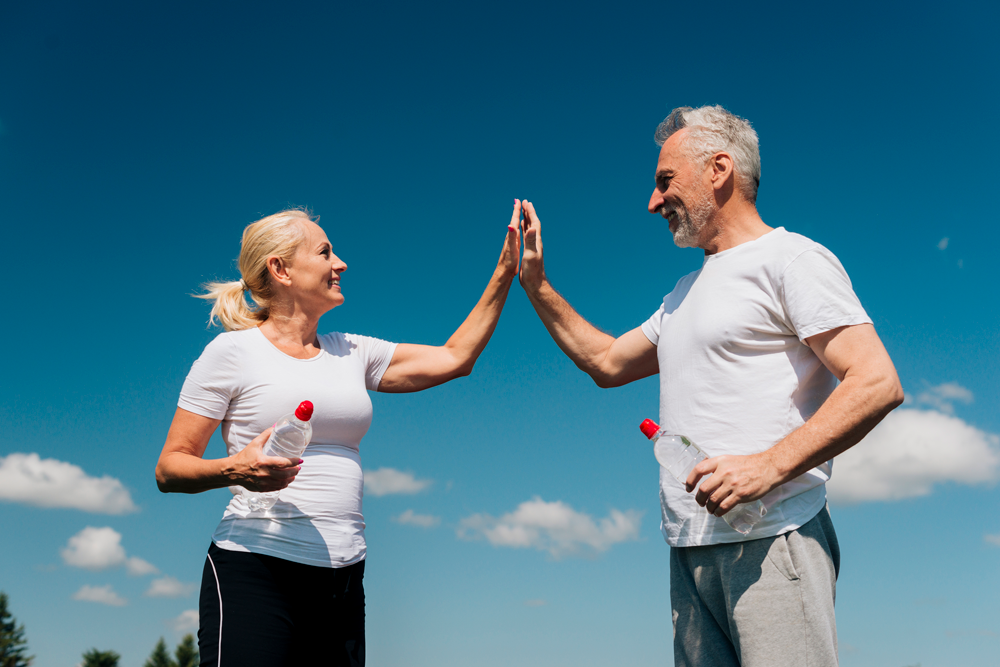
[227, 428, 303, 492]
[377, 200, 522, 393]
[497, 199, 522, 279]
[156, 408, 302, 494]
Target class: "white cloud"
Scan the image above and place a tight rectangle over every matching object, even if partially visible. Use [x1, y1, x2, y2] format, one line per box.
[72, 584, 127, 606]
[60, 527, 158, 577]
[146, 576, 197, 598]
[828, 409, 1000, 504]
[457, 497, 642, 559]
[394, 509, 440, 527]
[937, 237, 949, 250]
[915, 382, 974, 415]
[61, 527, 127, 570]
[364, 468, 432, 497]
[985, 534, 1000, 547]
[0, 453, 137, 514]
[126, 557, 159, 576]
[167, 609, 199, 633]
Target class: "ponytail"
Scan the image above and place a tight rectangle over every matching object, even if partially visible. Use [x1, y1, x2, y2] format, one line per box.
[194, 279, 268, 331]
[195, 209, 310, 331]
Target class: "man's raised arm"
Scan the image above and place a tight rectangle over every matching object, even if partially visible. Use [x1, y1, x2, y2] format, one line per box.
[518, 200, 658, 388]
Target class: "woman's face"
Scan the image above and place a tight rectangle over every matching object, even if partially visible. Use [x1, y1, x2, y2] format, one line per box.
[285, 220, 347, 313]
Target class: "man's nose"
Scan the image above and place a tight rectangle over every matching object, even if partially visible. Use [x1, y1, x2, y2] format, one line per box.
[648, 189, 664, 214]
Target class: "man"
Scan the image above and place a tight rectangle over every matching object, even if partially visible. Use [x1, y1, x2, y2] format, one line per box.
[517, 105, 903, 666]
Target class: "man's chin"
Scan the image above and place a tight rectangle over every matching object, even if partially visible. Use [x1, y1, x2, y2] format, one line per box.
[671, 232, 698, 249]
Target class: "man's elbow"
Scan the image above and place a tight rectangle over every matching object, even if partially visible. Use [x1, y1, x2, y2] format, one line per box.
[886, 379, 905, 411]
[876, 373, 905, 414]
[591, 370, 625, 389]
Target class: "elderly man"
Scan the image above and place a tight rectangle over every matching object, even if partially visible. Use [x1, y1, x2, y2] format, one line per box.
[518, 105, 903, 666]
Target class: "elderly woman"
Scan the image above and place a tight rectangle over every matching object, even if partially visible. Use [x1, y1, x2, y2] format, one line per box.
[155, 203, 522, 666]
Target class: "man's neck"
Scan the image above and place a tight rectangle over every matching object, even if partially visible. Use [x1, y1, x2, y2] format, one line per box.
[698, 200, 772, 255]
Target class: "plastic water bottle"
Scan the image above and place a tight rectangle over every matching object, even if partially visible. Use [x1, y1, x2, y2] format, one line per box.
[243, 401, 314, 512]
[640, 418, 766, 535]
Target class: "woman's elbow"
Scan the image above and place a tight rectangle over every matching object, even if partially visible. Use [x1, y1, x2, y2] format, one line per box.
[154, 462, 174, 493]
[452, 358, 476, 379]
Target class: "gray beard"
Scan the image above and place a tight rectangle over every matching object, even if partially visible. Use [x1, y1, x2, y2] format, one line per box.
[669, 191, 716, 248]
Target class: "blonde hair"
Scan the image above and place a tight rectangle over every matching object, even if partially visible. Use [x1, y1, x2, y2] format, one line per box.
[196, 209, 313, 330]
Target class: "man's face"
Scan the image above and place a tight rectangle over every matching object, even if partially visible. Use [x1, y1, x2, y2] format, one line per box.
[647, 129, 716, 249]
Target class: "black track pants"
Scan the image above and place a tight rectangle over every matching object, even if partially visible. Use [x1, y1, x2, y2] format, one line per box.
[198, 542, 365, 667]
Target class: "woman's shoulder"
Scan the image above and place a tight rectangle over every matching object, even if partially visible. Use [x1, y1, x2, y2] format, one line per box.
[319, 332, 395, 355]
[318, 331, 360, 352]
[198, 327, 260, 359]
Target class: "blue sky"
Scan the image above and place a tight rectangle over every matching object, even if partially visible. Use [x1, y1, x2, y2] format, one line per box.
[1, 1, 998, 665]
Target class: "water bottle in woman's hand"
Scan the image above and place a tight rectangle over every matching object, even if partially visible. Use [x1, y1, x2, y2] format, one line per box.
[640, 418, 766, 535]
[243, 401, 314, 512]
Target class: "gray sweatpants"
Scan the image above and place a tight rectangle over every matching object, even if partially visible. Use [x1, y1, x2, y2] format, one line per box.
[670, 506, 840, 667]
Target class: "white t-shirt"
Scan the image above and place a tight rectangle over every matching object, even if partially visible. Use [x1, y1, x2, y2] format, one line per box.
[178, 327, 397, 567]
[641, 227, 870, 547]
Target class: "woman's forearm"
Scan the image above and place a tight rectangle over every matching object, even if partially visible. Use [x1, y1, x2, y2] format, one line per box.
[155, 451, 239, 494]
[441, 266, 516, 375]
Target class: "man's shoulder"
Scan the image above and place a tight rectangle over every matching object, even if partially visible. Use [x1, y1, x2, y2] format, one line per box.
[757, 228, 840, 268]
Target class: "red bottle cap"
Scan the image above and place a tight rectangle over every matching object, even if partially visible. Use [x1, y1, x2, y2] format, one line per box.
[295, 401, 314, 421]
[639, 418, 660, 440]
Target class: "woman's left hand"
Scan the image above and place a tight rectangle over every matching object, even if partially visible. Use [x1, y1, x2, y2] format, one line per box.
[497, 199, 522, 278]
[377, 199, 522, 393]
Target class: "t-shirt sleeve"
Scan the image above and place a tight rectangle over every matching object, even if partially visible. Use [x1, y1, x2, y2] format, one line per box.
[178, 334, 242, 420]
[781, 247, 872, 342]
[641, 302, 665, 346]
[351, 335, 398, 391]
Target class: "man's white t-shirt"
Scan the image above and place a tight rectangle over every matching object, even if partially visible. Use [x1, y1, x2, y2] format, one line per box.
[641, 227, 871, 547]
[178, 327, 397, 567]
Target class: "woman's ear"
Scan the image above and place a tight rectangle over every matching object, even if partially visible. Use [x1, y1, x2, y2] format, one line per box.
[266, 256, 293, 286]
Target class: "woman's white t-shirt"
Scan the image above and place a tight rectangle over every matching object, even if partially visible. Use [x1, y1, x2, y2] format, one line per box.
[178, 327, 397, 567]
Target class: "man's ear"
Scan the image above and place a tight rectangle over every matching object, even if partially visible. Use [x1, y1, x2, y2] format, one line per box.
[709, 152, 735, 191]
[267, 256, 292, 286]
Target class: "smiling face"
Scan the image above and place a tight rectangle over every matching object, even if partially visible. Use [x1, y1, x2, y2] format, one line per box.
[647, 129, 718, 249]
[284, 219, 348, 314]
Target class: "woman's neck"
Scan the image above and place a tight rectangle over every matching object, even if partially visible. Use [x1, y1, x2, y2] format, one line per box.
[258, 308, 323, 359]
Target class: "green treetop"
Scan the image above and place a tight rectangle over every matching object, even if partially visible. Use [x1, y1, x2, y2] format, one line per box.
[143, 638, 173, 667]
[174, 634, 198, 667]
[0, 591, 33, 667]
[80, 648, 120, 667]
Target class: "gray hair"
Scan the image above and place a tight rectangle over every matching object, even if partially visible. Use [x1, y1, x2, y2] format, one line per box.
[654, 105, 761, 204]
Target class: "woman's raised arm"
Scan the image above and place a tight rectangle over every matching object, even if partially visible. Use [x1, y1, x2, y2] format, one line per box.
[377, 201, 522, 393]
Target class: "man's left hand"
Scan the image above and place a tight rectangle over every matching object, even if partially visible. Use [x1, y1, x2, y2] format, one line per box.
[685, 453, 780, 517]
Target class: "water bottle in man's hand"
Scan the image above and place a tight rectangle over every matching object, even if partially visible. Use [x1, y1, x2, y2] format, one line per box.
[243, 401, 314, 512]
[640, 418, 766, 535]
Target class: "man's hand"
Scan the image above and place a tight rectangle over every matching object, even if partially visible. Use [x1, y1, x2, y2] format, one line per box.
[519, 200, 545, 292]
[686, 452, 780, 516]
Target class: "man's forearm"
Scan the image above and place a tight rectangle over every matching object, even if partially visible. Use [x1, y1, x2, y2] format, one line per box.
[523, 278, 618, 384]
[762, 368, 904, 486]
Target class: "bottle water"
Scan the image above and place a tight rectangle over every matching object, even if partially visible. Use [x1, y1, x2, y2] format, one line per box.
[243, 401, 314, 512]
[640, 418, 766, 536]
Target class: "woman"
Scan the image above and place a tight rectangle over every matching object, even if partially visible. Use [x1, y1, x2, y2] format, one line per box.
[155, 203, 522, 666]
